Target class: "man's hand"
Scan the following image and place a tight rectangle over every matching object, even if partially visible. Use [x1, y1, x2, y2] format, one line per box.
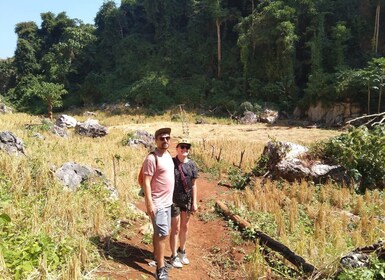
[146, 202, 156, 219]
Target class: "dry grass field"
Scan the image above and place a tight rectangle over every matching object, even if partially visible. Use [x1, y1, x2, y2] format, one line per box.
[3, 110, 383, 280]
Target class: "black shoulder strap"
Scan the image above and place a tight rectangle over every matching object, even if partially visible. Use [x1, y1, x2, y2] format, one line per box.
[149, 151, 158, 166]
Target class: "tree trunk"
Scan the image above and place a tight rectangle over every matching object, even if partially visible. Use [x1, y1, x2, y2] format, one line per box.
[368, 80, 371, 115]
[216, 19, 222, 79]
[47, 99, 53, 120]
[373, 3, 380, 54]
[379, 77, 383, 113]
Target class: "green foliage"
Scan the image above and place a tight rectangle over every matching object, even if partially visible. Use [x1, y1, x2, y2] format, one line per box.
[121, 131, 137, 146]
[303, 71, 336, 106]
[7, 0, 385, 116]
[240, 101, 253, 112]
[315, 124, 385, 191]
[30, 81, 68, 107]
[127, 73, 171, 111]
[1, 227, 73, 279]
[251, 154, 269, 177]
[227, 166, 250, 189]
[0, 58, 16, 96]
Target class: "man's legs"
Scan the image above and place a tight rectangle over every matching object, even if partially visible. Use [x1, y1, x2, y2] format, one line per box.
[154, 233, 167, 269]
[152, 207, 171, 272]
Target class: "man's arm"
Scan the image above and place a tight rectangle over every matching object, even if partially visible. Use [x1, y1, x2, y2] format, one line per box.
[144, 174, 155, 218]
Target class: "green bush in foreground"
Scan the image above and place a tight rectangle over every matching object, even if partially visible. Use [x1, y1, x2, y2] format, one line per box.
[313, 124, 385, 192]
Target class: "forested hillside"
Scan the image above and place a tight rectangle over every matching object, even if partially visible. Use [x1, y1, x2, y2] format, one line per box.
[1, 0, 385, 117]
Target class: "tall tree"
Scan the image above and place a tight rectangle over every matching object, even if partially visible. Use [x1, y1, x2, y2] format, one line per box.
[14, 22, 40, 78]
[0, 59, 16, 96]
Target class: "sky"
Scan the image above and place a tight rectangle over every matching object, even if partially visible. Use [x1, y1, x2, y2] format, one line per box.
[0, 0, 118, 59]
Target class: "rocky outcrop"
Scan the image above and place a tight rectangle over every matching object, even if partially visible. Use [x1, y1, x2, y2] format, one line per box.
[293, 101, 362, 126]
[240, 111, 259, 124]
[54, 162, 118, 199]
[262, 141, 351, 185]
[124, 130, 155, 148]
[0, 131, 26, 156]
[0, 103, 12, 114]
[51, 125, 69, 138]
[56, 114, 78, 128]
[75, 119, 108, 138]
[259, 109, 279, 124]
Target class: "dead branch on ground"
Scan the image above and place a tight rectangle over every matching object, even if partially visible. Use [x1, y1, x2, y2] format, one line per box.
[215, 200, 317, 275]
[349, 240, 385, 258]
[346, 112, 385, 128]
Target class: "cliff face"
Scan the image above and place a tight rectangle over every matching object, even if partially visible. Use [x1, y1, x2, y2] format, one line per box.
[293, 101, 362, 126]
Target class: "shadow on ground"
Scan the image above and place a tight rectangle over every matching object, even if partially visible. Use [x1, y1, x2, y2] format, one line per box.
[97, 237, 154, 277]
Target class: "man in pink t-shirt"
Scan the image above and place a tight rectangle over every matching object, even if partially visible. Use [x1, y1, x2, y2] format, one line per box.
[143, 127, 174, 280]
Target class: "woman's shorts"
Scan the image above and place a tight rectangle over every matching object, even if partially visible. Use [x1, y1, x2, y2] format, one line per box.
[171, 203, 189, 218]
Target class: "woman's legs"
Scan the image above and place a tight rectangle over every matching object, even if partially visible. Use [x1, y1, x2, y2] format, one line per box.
[178, 211, 190, 251]
[170, 214, 180, 256]
[177, 211, 191, 264]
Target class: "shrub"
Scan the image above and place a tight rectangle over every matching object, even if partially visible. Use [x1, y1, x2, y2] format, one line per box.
[314, 124, 385, 191]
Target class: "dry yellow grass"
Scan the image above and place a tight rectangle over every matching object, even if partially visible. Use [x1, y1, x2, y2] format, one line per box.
[0, 110, 354, 279]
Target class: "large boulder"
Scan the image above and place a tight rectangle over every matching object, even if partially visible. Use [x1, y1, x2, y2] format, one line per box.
[56, 114, 78, 128]
[262, 141, 351, 185]
[0, 103, 12, 114]
[51, 125, 69, 138]
[54, 162, 118, 199]
[240, 111, 259, 124]
[124, 130, 155, 148]
[259, 109, 279, 124]
[75, 119, 108, 138]
[0, 131, 26, 156]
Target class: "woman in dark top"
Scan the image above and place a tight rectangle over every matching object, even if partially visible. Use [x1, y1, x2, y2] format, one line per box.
[169, 139, 198, 268]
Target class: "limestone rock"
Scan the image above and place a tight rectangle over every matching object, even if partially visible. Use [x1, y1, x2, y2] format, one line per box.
[56, 114, 78, 128]
[75, 119, 108, 138]
[0, 131, 25, 156]
[263, 141, 351, 185]
[55, 162, 118, 199]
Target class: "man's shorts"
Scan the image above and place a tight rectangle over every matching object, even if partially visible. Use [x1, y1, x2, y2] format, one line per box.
[152, 206, 171, 237]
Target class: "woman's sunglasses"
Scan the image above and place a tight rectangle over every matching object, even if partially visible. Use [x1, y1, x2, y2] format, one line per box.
[179, 145, 190, 150]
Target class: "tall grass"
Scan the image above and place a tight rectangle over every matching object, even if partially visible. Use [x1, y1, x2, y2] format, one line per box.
[0, 112, 148, 279]
[191, 131, 385, 279]
[222, 179, 385, 278]
[0, 110, 367, 279]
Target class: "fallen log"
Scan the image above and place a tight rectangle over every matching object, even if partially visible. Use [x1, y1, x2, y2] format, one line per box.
[215, 200, 316, 274]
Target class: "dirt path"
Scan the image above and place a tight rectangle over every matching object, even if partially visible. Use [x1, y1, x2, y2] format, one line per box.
[95, 140, 253, 279]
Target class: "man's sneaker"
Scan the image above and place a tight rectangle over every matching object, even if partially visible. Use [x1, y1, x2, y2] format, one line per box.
[170, 255, 183, 268]
[149, 259, 173, 269]
[155, 266, 168, 280]
[164, 259, 173, 269]
[177, 248, 190, 265]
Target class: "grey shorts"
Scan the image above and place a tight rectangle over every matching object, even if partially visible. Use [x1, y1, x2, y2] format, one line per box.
[152, 206, 171, 237]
